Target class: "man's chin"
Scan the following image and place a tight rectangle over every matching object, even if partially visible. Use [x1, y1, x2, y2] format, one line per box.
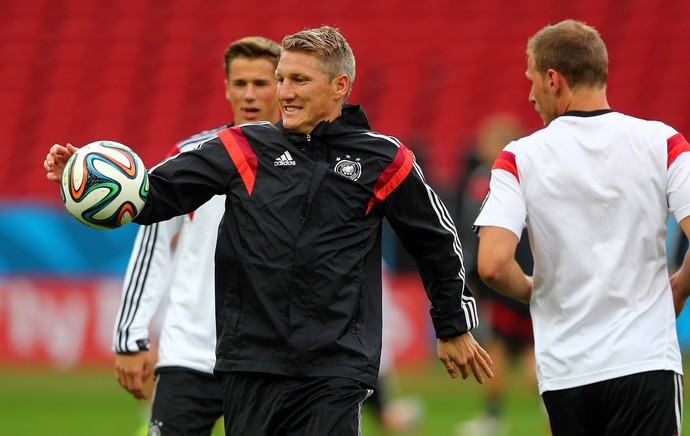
[238, 113, 261, 124]
[282, 119, 302, 133]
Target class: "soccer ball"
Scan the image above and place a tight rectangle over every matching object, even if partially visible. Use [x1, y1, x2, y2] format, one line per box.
[60, 140, 149, 230]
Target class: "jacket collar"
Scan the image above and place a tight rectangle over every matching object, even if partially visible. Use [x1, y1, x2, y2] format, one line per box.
[279, 104, 370, 143]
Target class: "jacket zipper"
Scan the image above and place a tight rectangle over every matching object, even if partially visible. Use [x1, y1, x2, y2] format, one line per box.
[301, 134, 313, 222]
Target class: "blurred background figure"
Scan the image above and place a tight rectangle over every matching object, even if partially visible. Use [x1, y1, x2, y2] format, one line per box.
[455, 113, 538, 436]
[365, 262, 424, 434]
[668, 217, 689, 274]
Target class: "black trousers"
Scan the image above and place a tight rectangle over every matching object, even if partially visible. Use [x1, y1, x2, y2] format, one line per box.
[222, 372, 374, 436]
[149, 369, 224, 436]
[542, 370, 683, 436]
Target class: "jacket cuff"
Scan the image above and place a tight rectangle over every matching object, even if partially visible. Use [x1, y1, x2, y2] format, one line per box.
[431, 306, 476, 338]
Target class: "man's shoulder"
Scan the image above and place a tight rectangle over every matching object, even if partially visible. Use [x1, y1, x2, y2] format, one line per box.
[234, 121, 286, 148]
[499, 133, 534, 156]
[175, 123, 233, 153]
[623, 115, 679, 139]
[351, 130, 407, 154]
[237, 120, 277, 129]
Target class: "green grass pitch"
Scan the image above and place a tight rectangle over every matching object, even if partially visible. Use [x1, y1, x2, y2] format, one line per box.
[1, 361, 687, 435]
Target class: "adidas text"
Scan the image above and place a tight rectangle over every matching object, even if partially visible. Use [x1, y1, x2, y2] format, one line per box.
[274, 151, 296, 166]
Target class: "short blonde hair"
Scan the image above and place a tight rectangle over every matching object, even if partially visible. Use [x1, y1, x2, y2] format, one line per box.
[527, 19, 608, 89]
[281, 26, 356, 100]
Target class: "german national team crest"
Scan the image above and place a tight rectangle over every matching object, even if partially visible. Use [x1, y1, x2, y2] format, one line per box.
[334, 156, 362, 181]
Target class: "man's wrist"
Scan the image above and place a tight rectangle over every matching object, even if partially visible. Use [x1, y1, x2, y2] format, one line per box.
[117, 338, 150, 355]
[135, 338, 151, 351]
[437, 331, 468, 340]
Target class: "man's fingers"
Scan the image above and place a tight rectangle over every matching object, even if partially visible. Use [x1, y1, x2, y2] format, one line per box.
[127, 372, 141, 390]
[115, 366, 147, 399]
[440, 355, 458, 379]
[115, 369, 126, 389]
[449, 355, 493, 383]
[131, 387, 147, 400]
[45, 154, 57, 181]
[478, 356, 494, 380]
[126, 374, 147, 400]
[445, 364, 458, 379]
[458, 363, 470, 380]
[478, 346, 494, 366]
[469, 360, 485, 384]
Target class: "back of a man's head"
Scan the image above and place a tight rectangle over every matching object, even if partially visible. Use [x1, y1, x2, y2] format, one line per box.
[527, 19, 608, 89]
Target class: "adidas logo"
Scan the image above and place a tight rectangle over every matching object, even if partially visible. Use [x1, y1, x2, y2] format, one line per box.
[274, 151, 296, 166]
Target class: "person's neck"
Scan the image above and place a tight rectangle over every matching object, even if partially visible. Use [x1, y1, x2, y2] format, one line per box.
[560, 87, 610, 113]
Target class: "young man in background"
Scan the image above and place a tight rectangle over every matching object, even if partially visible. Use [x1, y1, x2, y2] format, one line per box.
[112, 36, 281, 435]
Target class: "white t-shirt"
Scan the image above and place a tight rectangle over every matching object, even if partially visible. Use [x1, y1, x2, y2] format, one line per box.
[113, 126, 228, 373]
[474, 111, 690, 393]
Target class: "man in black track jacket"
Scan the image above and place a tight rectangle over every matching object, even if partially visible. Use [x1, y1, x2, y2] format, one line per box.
[45, 25, 492, 436]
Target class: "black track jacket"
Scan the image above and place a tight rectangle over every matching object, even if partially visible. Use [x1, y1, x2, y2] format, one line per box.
[134, 104, 478, 387]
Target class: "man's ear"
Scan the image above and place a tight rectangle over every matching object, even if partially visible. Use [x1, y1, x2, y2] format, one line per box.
[224, 78, 231, 102]
[546, 69, 565, 95]
[333, 74, 349, 101]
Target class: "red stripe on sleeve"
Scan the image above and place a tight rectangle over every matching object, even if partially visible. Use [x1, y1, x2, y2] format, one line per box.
[492, 150, 519, 182]
[366, 144, 415, 215]
[164, 145, 180, 159]
[667, 133, 690, 169]
[218, 127, 258, 196]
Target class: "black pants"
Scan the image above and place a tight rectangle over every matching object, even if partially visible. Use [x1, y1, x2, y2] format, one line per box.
[542, 370, 683, 436]
[149, 369, 224, 436]
[222, 372, 374, 436]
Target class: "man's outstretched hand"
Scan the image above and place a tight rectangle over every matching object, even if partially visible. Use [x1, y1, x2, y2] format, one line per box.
[44, 143, 78, 183]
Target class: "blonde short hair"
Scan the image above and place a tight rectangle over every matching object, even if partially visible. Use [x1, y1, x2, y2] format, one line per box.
[281, 26, 356, 100]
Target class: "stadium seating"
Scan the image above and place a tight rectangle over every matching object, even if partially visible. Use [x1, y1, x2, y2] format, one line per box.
[2, 0, 690, 199]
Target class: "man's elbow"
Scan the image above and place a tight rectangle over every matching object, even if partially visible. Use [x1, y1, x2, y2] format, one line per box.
[477, 258, 502, 288]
